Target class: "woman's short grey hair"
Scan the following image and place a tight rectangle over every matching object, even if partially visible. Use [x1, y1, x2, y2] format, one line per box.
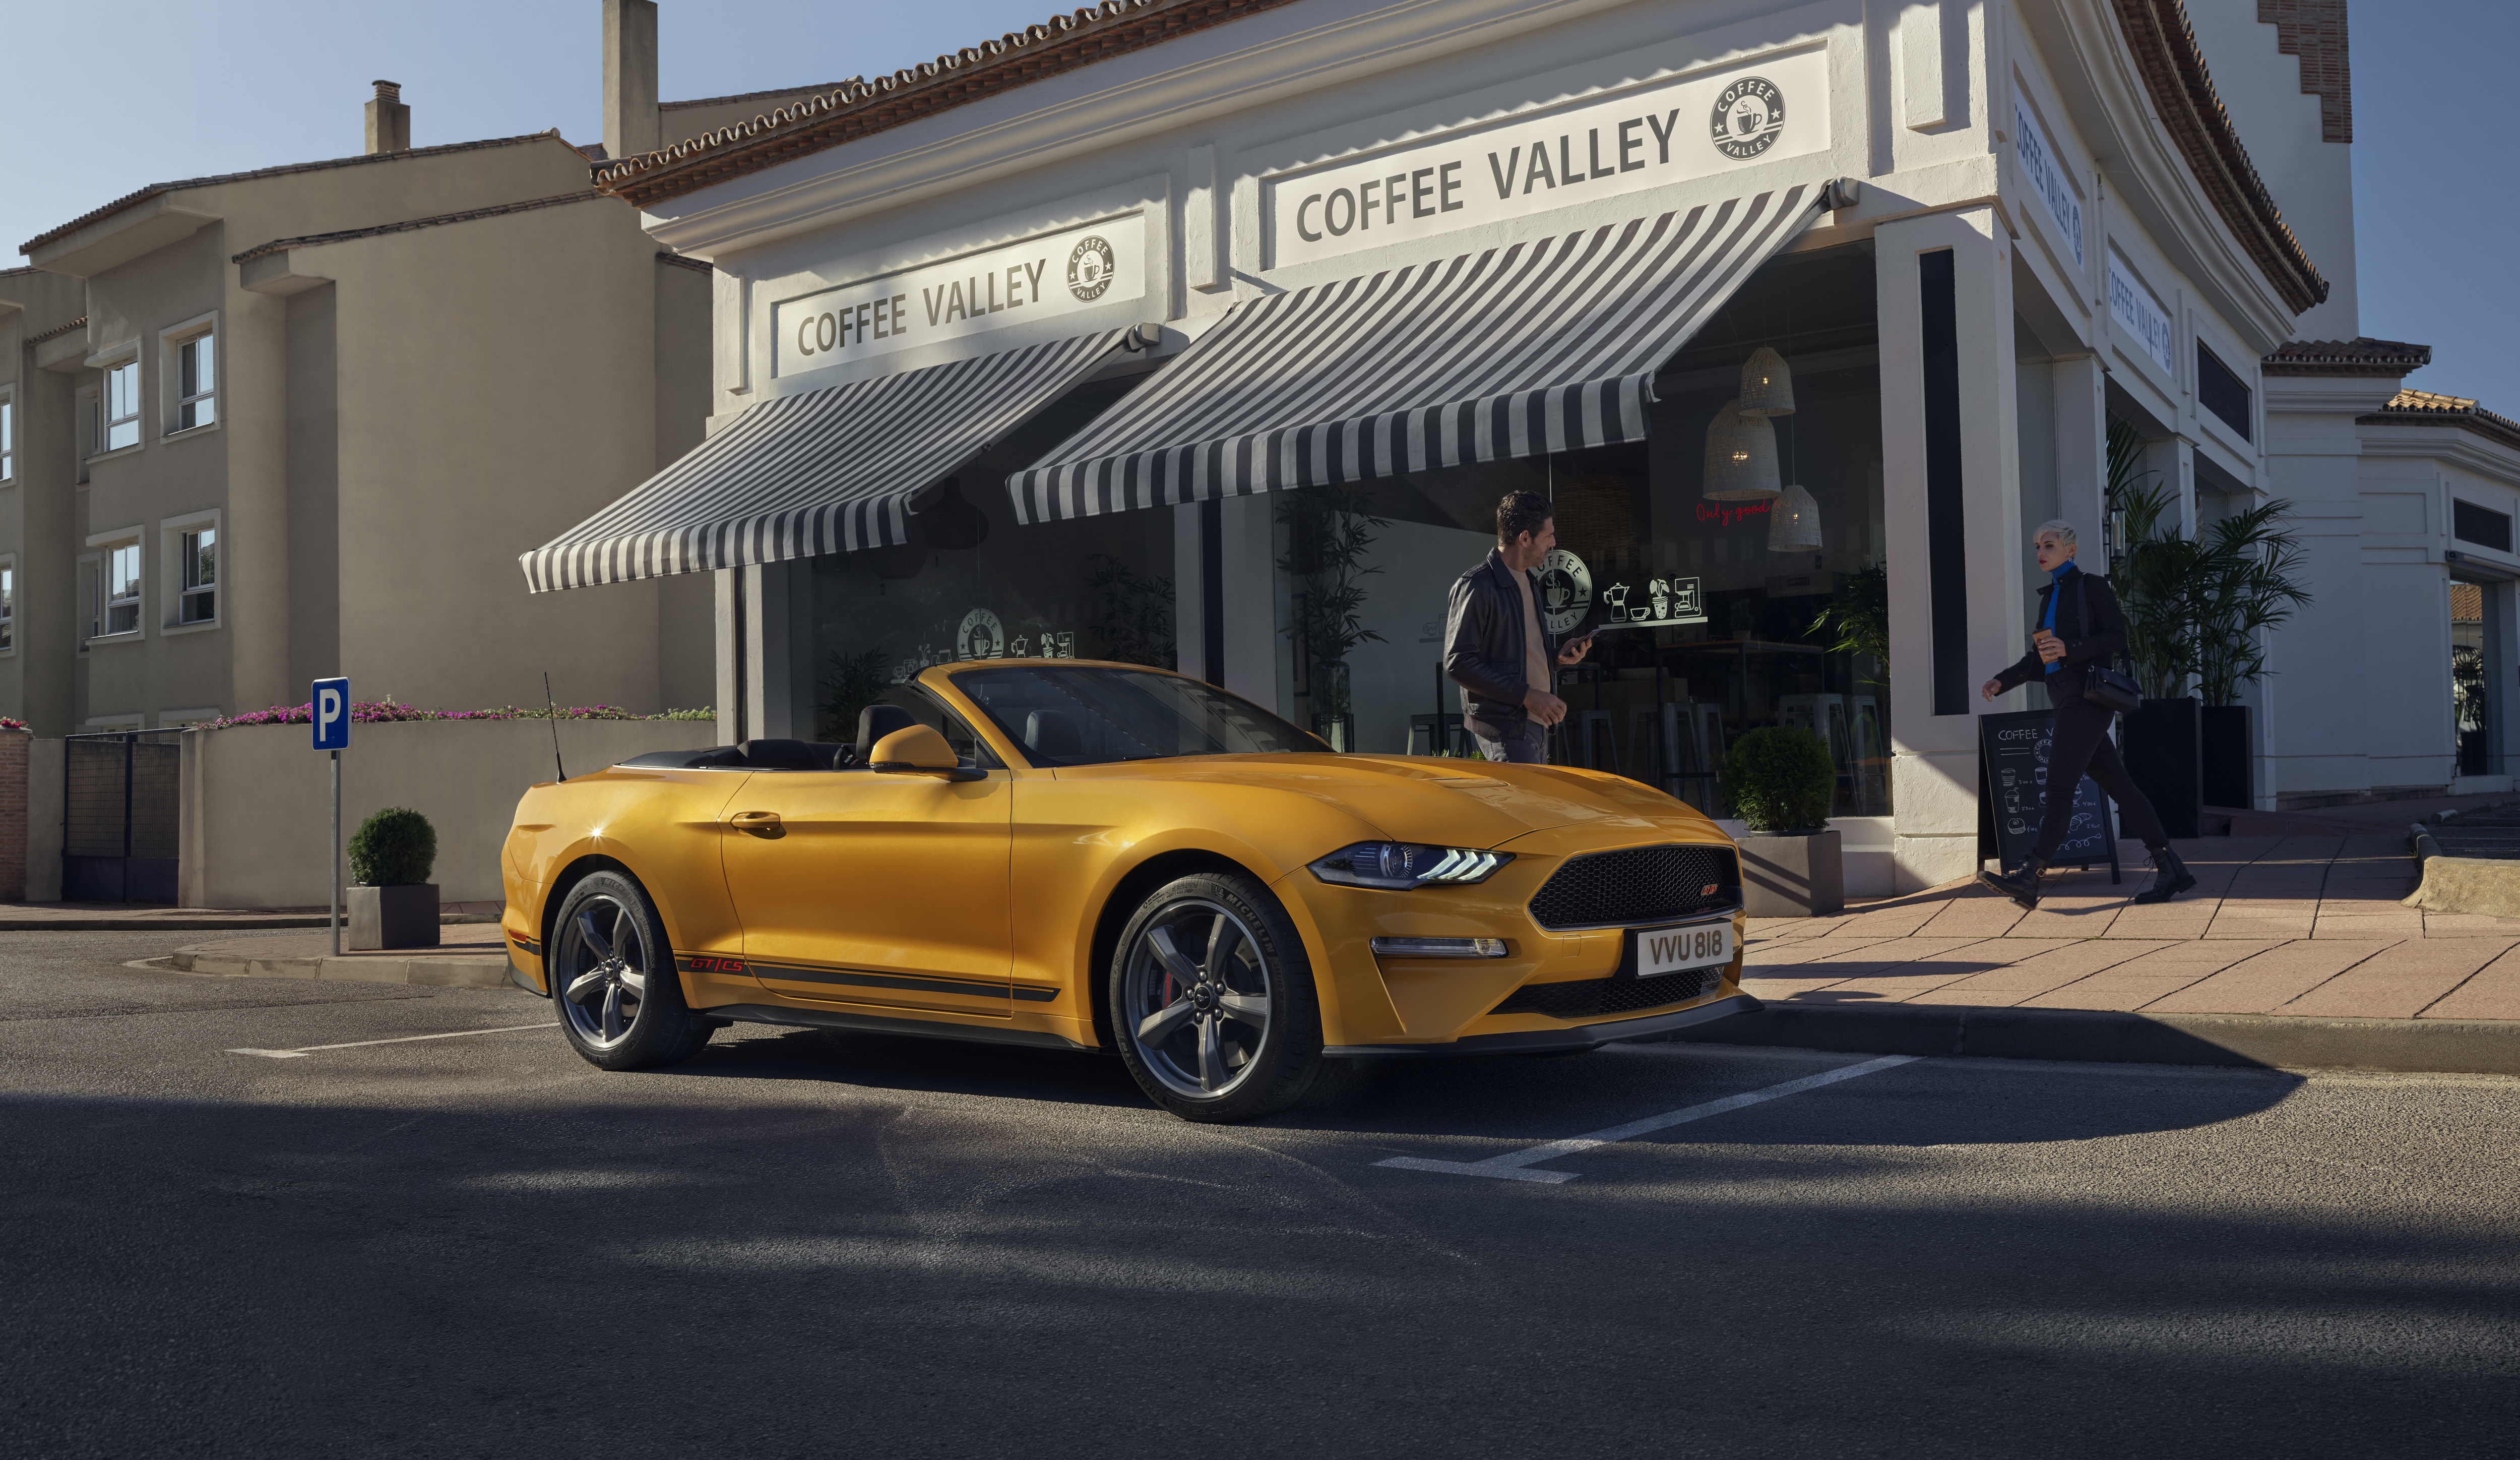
[2032, 519, 2078, 548]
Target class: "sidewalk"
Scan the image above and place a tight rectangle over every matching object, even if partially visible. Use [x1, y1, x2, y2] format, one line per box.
[0, 900, 503, 932]
[168, 920, 512, 989]
[1741, 836, 2520, 1022]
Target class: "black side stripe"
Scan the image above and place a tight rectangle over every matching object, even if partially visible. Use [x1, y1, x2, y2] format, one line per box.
[743, 959, 1060, 1003]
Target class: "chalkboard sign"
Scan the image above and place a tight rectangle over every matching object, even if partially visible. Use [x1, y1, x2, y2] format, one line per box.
[1979, 709, 2121, 879]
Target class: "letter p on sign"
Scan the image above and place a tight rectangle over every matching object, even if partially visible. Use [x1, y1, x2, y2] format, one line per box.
[312, 677, 351, 750]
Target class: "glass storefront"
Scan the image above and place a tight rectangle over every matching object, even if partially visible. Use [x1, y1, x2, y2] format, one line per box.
[2453, 579, 2493, 776]
[1272, 242, 1889, 815]
[802, 373, 1176, 741]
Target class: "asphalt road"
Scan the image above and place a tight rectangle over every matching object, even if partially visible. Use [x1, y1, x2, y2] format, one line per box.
[5, 929, 2518, 1459]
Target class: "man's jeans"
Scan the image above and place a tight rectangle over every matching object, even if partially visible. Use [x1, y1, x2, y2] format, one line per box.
[1473, 718, 1549, 765]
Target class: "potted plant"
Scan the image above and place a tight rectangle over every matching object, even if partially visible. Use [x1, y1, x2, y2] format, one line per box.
[1278, 482, 1389, 751]
[346, 806, 439, 950]
[2111, 427, 2312, 822]
[1718, 726, 1844, 916]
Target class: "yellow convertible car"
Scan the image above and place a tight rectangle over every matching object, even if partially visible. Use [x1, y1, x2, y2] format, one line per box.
[500, 660, 1754, 1121]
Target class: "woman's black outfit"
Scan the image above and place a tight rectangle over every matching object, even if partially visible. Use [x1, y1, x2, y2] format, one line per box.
[1981, 564, 2194, 908]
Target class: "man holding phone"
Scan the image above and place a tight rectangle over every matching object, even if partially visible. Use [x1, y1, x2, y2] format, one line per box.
[1441, 490, 1594, 764]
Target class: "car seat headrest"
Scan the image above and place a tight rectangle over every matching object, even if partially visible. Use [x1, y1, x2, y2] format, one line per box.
[1024, 709, 1085, 760]
[856, 705, 917, 760]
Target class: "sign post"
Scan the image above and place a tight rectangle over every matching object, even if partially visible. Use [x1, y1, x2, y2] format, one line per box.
[312, 678, 351, 955]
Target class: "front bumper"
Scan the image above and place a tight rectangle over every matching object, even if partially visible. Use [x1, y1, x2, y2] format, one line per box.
[1324, 992, 1762, 1056]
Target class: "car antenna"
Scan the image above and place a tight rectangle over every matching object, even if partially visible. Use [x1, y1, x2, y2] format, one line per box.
[544, 671, 566, 782]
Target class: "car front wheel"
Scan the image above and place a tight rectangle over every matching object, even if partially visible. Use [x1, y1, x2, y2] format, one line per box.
[550, 871, 714, 1072]
[1111, 870, 1323, 1123]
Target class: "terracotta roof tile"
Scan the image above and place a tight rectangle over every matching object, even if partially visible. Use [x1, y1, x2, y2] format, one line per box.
[28, 315, 87, 345]
[2113, 0, 2330, 315]
[660, 83, 852, 112]
[2361, 389, 2520, 455]
[593, 0, 1300, 208]
[230, 191, 605, 265]
[2261, 337, 2432, 377]
[21, 131, 571, 257]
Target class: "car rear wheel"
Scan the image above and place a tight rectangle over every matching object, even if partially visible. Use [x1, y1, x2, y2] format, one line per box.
[550, 871, 714, 1072]
[1111, 871, 1323, 1123]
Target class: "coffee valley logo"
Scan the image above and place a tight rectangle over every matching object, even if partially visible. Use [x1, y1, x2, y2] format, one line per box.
[1067, 236, 1116, 301]
[959, 607, 1005, 660]
[1710, 76, 1786, 160]
[1538, 549, 1593, 638]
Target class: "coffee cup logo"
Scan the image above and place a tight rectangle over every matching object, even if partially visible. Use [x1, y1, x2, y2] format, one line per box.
[1538, 549, 1592, 637]
[1067, 236, 1116, 301]
[958, 607, 1005, 660]
[1710, 76, 1786, 160]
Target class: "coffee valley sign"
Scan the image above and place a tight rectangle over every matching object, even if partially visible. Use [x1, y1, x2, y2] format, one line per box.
[774, 214, 1145, 377]
[1266, 49, 1828, 268]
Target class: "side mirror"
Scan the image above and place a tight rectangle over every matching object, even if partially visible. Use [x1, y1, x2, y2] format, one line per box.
[869, 725, 986, 781]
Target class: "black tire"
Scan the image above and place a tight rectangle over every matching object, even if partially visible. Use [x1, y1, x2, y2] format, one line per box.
[549, 871, 715, 1072]
[1109, 871, 1324, 1123]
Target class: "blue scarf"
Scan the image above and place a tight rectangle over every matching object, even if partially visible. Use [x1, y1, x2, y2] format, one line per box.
[2040, 561, 2074, 676]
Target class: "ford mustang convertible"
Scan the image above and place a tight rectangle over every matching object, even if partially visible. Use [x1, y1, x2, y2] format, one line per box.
[500, 660, 1755, 1121]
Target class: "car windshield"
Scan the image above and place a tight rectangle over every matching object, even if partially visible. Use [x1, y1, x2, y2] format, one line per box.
[951, 665, 1322, 767]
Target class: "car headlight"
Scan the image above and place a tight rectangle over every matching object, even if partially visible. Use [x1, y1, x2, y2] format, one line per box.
[1308, 841, 1512, 890]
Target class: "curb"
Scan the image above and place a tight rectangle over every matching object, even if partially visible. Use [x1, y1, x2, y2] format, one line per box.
[170, 943, 514, 991]
[1671, 1001, 2520, 1078]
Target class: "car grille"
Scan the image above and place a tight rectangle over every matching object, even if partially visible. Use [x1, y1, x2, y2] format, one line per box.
[1527, 844, 1739, 930]
[1493, 966, 1718, 1020]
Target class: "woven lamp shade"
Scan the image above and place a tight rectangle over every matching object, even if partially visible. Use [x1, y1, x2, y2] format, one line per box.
[1703, 404, 1781, 501]
[1766, 483, 1823, 551]
[1738, 346, 1796, 417]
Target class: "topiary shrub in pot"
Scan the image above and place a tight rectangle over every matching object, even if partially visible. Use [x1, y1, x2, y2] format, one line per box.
[1717, 727, 1844, 918]
[345, 807, 440, 950]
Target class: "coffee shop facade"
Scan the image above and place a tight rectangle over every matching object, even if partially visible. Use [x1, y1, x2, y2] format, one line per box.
[547, 0, 2393, 894]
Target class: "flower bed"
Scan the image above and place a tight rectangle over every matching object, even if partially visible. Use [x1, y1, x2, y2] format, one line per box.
[195, 701, 711, 731]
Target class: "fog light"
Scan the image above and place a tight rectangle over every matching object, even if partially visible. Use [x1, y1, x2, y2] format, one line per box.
[1369, 936, 1508, 958]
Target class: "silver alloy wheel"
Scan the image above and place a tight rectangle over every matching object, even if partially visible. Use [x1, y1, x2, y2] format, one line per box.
[1121, 897, 1273, 1099]
[556, 895, 652, 1051]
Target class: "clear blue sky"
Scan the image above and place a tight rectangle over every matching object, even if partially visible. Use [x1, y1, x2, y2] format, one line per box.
[5, 1, 2512, 408]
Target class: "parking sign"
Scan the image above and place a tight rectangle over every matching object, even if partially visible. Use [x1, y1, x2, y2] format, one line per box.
[312, 677, 351, 750]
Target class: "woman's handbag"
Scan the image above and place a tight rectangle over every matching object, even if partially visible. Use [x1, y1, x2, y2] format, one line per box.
[2075, 574, 2143, 713]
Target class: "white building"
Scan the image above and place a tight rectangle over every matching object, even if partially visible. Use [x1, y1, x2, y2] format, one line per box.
[529, 0, 2514, 893]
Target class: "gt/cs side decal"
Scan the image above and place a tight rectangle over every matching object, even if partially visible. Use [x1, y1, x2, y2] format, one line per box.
[675, 953, 1058, 1003]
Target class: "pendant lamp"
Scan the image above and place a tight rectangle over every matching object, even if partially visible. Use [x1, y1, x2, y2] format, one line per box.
[1703, 404, 1782, 501]
[1766, 483, 1823, 552]
[1738, 346, 1796, 417]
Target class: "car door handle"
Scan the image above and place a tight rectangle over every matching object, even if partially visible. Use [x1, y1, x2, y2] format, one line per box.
[730, 810, 784, 837]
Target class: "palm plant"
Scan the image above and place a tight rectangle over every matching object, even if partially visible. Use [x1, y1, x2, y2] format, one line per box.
[2112, 480, 2313, 705]
[1277, 482, 1389, 725]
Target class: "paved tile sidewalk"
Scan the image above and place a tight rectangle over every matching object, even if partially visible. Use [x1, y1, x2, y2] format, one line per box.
[1745, 836, 2520, 1022]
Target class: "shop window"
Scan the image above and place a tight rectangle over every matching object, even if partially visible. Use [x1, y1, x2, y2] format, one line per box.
[2452, 580, 2495, 776]
[2454, 499, 2512, 554]
[800, 373, 1175, 742]
[2195, 342, 2252, 442]
[102, 359, 141, 452]
[1272, 243, 1891, 817]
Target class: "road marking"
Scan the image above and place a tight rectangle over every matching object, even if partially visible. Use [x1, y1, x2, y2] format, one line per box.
[1375, 1054, 1921, 1183]
[227, 1024, 549, 1059]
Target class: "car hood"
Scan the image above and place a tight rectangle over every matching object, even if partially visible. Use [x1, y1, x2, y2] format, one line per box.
[1073, 752, 1722, 848]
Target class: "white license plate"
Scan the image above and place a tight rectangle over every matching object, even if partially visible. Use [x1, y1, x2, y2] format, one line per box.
[1635, 921, 1733, 977]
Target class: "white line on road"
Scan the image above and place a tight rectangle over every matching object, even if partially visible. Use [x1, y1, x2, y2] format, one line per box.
[1376, 1054, 1921, 1182]
[227, 1024, 550, 1059]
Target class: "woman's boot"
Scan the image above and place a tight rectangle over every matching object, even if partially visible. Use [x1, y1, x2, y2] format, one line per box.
[2132, 845, 2197, 905]
[1978, 858, 2048, 910]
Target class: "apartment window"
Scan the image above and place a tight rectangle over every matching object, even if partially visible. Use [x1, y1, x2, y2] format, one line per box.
[102, 542, 140, 635]
[1, 392, 14, 482]
[2455, 499, 2514, 554]
[163, 317, 217, 433]
[103, 359, 141, 452]
[178, 526, 215, 623]
[2196, 342, 2253, 443]
[0, 561, 15, 652]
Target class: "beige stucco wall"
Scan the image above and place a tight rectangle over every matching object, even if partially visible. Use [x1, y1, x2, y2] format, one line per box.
[178, 717, 719, 907]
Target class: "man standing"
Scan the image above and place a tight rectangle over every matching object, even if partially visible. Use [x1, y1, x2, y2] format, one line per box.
[1442, 490, 1593, 763]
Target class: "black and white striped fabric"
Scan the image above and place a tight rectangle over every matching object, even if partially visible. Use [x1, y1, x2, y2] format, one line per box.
[1007, 186, 1822, 522]
[522, 329, 1130, 592]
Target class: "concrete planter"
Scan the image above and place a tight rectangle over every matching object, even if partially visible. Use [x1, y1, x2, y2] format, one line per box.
[347, 883, 440, 950]
[1738, 829, 1844, 917]
[2201, 704, 2252, 808]
[2126, 698, 2202, 839]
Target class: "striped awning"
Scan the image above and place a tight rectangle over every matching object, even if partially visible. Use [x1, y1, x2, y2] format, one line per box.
[1008, 184, 1824, 522]
[522, 328, 1131, 592]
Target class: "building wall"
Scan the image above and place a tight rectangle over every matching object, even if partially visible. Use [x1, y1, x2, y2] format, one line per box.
[2182, 2, 2355, 339]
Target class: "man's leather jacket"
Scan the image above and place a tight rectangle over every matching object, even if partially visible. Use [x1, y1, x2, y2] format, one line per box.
[1443, 547, 1560, 739]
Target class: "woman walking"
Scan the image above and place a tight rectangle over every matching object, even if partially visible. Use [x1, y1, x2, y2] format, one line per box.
[1979, 521, 2196, 909]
